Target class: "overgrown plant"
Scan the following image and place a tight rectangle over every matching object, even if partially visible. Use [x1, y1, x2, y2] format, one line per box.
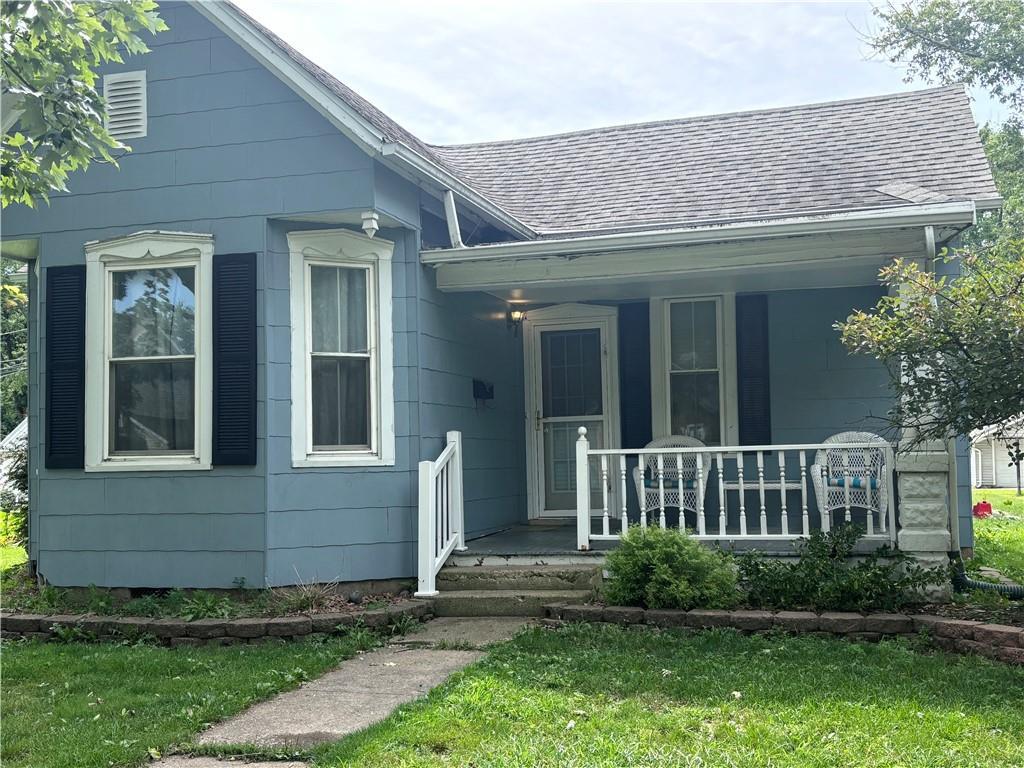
[603, 526, 740, 610]
[736, 526, 946, 612]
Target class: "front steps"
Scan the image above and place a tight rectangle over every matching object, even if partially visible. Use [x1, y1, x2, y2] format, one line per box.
[429, 564, 602, 617]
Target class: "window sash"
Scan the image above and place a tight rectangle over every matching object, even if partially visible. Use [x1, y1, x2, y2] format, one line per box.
[103, 260, 201, 460]
[665, 297, 725, 445]
[304, 260, 377, 456]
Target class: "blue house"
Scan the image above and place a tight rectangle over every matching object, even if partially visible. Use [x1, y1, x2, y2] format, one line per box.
[2, 1, 998, 592]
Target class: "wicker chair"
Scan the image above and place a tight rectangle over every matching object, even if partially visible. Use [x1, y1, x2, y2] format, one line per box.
[810, 431, 890, 532]
[631, 436, 711, 523]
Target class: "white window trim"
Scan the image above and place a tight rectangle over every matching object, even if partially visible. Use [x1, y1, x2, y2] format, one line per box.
[650, 293, 739, 446]
[288, 228, 395, 468]
[84, 231, 213, 472]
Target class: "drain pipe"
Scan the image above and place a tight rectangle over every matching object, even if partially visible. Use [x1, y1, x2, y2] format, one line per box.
[950, 554, 1024, 598]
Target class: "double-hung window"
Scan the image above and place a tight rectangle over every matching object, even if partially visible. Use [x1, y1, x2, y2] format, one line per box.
[652, 296, 733, 445]
[84, 232, 213, 470]
[288, 228, 394, 467]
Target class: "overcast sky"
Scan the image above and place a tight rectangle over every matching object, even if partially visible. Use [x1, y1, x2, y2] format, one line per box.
[233, 0, 1008, 145]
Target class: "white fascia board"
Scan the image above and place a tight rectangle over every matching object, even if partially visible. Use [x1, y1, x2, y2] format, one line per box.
[421, 201, 978, 265]
[193, 3, 535, 241]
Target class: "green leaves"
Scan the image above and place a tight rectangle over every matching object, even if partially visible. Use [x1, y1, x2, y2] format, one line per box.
[869, 0, 1024, 114]
[837, 240, 1024, 443]
[1, 0, 167, 207]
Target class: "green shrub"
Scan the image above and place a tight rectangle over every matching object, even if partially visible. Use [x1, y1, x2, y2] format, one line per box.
[737, 525, 946, 612]
[604, 526, 740, 610]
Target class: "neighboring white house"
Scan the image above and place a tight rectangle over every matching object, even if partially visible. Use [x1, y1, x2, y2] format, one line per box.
[971, 416, 1024, 489]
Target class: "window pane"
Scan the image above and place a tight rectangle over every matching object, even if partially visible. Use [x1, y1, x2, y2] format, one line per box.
[112, 267, 195, 358]
[670, 371, 720, 444]
[111, 360, 195, 453]
[669, 302, 695, 371]
[311, 356, 370, 449]
[693, 300, 718, 369]
[541, 329, 602, 417]
[310, 266, 367, 354]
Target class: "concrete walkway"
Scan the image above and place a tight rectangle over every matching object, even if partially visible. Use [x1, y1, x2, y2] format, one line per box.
[161, 617, 531, 766]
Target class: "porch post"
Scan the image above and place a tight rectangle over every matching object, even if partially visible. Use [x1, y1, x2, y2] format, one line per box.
[895, 435, 953, 599]
[576, 426, 591, 550]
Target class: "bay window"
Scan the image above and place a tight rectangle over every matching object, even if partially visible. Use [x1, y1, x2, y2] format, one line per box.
[288, 228, 394, 467]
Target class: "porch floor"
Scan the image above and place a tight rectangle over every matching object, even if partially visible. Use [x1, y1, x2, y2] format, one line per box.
[464, 521, 614, 556]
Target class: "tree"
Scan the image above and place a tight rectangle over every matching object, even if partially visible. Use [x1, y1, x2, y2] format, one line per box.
[837, 239, 1024, 445]
[970, 122, 1024, 246]
[869, 0, 1024, 115]
[1, 0, 166, 208]
[0, 258, 28, 437]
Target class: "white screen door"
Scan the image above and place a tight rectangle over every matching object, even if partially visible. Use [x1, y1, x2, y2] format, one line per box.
[525, 305, 620, 518]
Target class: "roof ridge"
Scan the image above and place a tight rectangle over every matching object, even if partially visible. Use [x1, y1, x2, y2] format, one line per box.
[431, 85, 968, 150]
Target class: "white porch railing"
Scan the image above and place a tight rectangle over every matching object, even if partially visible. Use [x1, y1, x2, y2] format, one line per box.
[575, 427, 896, 551]
[415, 430, 466, 596]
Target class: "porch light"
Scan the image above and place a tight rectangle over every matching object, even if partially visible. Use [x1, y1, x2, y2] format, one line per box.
[506, 308, 526, 335]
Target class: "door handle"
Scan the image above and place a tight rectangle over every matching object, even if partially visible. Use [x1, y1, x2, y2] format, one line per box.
[535, 410, 542, 431]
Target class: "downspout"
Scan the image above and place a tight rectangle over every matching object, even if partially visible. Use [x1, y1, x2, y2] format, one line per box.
[443, 190, 465, 249]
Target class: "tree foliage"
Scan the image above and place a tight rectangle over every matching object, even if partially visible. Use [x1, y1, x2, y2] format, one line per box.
[1, 0, 166, 208]
[970, 121, 1024, 247]
[1, 258, 28, 437]
[838, 240, 1024, 443]
[869, 0, 1024, 114]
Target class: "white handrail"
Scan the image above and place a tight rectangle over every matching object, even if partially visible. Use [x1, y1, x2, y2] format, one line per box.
[575, 427, 896, 551]
[415, 430, 466, 596]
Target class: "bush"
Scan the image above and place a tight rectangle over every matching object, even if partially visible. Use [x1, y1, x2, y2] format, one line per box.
[604, 526, 740, 610]
[737, 526, 946, 612]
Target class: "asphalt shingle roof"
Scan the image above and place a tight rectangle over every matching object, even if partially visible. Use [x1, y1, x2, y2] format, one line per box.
[430, 87, 998, 236]
[227, 3, 998, 240]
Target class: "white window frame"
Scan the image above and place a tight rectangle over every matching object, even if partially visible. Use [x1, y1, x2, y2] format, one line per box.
[84, 231, 214, 472]
[650, 293, 739, 446]
[288, 228, 394, 468]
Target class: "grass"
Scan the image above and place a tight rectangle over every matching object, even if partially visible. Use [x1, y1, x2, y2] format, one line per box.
[0, 543, 26, 572]
[1, 634, 379, 768]
[312, 624, 1024, 768]
[972, 489, 1024, 584]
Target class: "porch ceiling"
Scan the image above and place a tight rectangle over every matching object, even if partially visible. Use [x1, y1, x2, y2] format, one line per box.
[434, 226, 930, 303]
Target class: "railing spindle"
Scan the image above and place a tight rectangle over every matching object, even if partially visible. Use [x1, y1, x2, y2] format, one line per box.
[601, 455, 610, 537]
[778, 451, 788, 536]
[676, 454, 686, 532]
[756, 451, 767, 536]
[716, 452, 726, 536]
[842, 450, 852, 523]
[639, 452, 648, 529]
[799, 450, 809, 536]
[696, 454, 706, 536]
[619, 454, 628, 534]
[735, 452, 747, 537]
[657, 453, 666, 529]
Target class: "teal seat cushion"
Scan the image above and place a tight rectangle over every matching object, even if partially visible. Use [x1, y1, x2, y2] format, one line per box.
[643, 478, 698, 490]
[827, 475, 879, 490]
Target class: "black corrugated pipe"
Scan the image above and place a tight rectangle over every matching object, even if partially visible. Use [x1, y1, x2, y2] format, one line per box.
[950, 553, 1024, 599]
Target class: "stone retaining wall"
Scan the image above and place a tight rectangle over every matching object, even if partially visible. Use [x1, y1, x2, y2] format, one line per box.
[0, 601, 431, 646]
[543, 604, 1024, 665]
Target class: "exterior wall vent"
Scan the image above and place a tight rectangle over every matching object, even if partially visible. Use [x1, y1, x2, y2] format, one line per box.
[102, 71, 147, 140]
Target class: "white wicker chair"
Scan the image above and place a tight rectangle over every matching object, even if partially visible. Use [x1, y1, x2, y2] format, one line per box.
[810, 431, 890, 532]
[632, 436, 711, 523]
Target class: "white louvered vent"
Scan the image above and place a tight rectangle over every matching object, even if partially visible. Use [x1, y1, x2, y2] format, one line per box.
[102, 71, 147, 140]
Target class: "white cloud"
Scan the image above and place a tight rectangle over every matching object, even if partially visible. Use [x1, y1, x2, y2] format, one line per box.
[232, 0, 1009, 144]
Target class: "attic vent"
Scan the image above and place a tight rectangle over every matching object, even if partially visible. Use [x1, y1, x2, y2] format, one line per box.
[102, 71, 147, 140]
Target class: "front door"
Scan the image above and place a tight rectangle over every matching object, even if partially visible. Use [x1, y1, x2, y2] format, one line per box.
[525, 305, 620, 518]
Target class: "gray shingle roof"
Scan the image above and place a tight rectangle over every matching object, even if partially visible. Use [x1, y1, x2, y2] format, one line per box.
[222, 4, 998, 240]
[431, 86, 998, 237]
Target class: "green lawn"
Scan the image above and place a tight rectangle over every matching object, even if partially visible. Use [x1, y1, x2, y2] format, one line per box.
[314, 624, 1024, 768]
[1, 635, 377, 768]
[972, 489, 1024, 584]
[0, 544, 27, 572]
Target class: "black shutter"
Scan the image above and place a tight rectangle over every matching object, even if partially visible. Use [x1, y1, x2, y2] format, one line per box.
[212, 253, 257, 465]
[618, 302, 652, 448]
[45, 265, 86, 469]
[736, 294, 771, 445]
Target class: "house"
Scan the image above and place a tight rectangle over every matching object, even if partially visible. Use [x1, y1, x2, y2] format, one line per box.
[972, 417, 1024, 490]
[1, 1, 997, 591]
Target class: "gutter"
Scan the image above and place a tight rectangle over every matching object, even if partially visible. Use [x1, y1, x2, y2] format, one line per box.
[421, 201, 979, 265]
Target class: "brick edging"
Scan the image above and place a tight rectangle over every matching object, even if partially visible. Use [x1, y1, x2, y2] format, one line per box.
[0, 600, 432, 646]
[543, 605, 1024, 666]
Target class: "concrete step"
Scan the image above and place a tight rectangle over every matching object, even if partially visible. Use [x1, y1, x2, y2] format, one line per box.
[437, 564, 601, 592]
[429, 589, 594, 617]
